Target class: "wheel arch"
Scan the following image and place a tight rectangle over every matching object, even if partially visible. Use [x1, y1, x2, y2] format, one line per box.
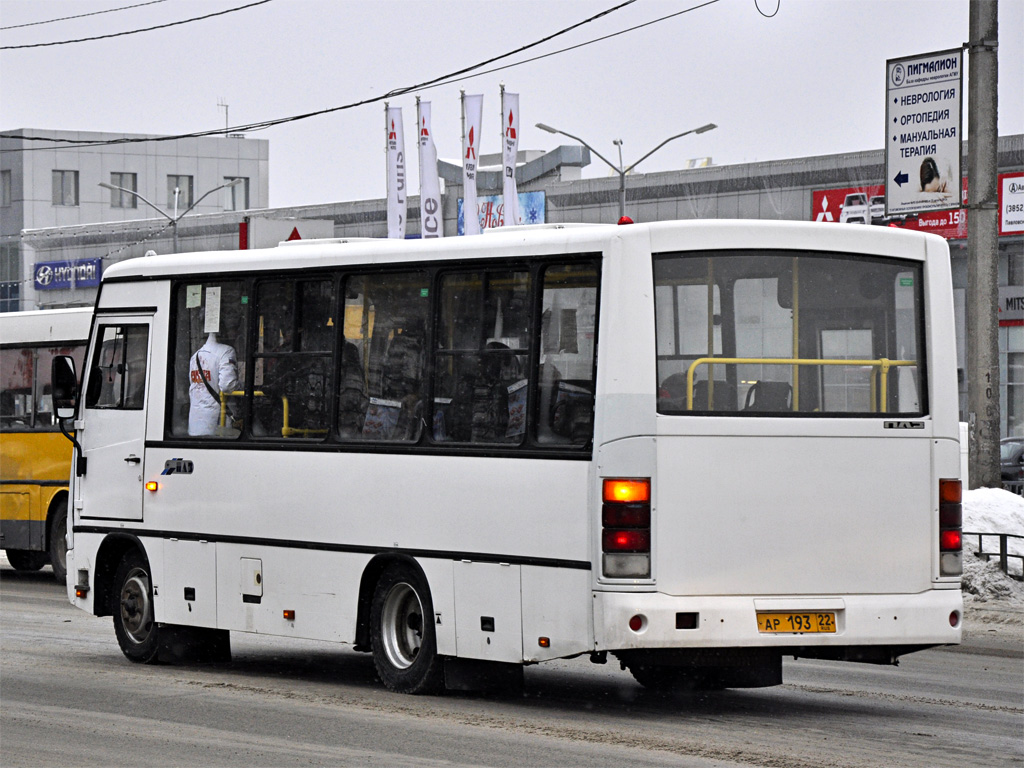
[92, 534, 148, 618]
[354, 552, 429, 652]
[43, 491, 68, 551]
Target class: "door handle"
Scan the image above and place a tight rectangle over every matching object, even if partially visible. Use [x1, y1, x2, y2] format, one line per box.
[124, 455, 141, 464]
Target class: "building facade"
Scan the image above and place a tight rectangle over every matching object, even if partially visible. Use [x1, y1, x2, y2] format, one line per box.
[1, 128, 269, 310]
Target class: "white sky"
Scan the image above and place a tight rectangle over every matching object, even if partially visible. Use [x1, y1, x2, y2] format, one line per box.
[2, 0, 1021, 209]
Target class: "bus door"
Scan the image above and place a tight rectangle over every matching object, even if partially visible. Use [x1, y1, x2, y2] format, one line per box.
[76, 317, 152, 522]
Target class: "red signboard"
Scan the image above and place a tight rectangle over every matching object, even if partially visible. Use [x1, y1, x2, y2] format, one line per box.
[812, 181, 968, 239]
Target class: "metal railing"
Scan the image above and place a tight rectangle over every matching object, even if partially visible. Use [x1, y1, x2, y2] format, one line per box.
[685, 356, 917, 412]
[963, 531, 1024, 581]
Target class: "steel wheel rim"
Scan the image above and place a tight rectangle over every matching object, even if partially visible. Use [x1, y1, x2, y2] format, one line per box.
[120, 567, 153, 644]
[381, 582, 424, 670]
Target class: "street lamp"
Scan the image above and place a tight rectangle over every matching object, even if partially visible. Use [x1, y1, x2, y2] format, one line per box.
[98, 177, 244, 253]
[535, 122, 717, 220]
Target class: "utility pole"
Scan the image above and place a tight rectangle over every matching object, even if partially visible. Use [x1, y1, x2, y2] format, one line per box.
[966, 0, 1000, 488]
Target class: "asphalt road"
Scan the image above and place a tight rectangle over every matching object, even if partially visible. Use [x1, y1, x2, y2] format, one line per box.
[1, 563, 1021, 768]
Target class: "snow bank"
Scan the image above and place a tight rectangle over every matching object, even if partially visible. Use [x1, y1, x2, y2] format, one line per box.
[961, 488, 1024, 604]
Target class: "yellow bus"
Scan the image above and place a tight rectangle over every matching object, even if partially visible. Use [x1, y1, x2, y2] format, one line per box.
[1, 308, 90, 582]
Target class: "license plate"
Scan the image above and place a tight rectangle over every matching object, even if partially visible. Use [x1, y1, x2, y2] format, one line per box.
[757, 612, 836, 633]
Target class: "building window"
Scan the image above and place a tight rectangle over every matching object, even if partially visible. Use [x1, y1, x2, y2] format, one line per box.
[109, 172, 138, 208]
[52, 170, 79, 206]
[167, 175, 194, 210]
[224, 177, 249, 211]
[0, 242, 19, 312]
[1, 170, 11, 207]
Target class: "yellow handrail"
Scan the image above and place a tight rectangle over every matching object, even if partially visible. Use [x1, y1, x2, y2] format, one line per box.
[684, 357, 917, 413]
[219, 390, 325, 437]
[219, 390, 262, 426]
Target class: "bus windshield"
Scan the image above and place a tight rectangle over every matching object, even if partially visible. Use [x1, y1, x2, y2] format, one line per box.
[654, 250, 925, 416]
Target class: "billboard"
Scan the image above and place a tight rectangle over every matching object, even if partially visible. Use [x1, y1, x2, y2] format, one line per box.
[33, 258, 102, 291]
[812, 183, 967, 239]
[457, 191, 545, 235]
[885, 48, 963, 218]
[999, 172, 1024, 236]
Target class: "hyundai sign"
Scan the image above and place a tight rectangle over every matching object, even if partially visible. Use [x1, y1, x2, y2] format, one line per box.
[34, 258, 102, 291]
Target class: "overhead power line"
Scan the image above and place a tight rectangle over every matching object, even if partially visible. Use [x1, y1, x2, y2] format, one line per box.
[1, 0, 170, 31]
[2, 0, 720, 153]
[0, 0, 274, 49]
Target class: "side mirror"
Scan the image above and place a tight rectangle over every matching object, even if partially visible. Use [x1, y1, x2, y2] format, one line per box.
[52, 355, 79, 420]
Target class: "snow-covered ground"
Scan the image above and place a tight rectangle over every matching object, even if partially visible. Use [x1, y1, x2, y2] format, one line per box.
[962, 487, 1024, 599]
[961, 488, 1024, 646]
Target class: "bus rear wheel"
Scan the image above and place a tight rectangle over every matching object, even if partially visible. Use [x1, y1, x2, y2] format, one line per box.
[112, 550, 161, 664]
[370, 564, 444, 694]
[48, 499, 68, 583]
[6, 549, 47, 572]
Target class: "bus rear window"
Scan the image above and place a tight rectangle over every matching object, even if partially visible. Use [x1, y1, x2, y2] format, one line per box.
[653, 250, 926, 417]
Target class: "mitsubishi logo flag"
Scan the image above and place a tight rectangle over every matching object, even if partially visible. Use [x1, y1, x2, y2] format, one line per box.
[501, 88, 521, 226]
[462, 93, 483, 236]
[417, 99, 443, 239]
[386, 105, 406, 239]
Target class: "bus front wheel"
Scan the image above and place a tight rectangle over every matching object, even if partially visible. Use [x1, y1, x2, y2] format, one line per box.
[112, 550, 161, 664]
[369, 564, 444, 694]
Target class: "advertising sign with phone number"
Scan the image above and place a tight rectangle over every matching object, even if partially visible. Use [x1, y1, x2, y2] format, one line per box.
[814, 172, 1022, 240]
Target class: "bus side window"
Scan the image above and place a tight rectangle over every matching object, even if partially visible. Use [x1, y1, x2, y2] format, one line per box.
[342, 272, 429, 442]
[537, 264, 598, 445]
[86, 325, 148, 410]
[432, 270, 530, 445]
[253, 279, 334, 439]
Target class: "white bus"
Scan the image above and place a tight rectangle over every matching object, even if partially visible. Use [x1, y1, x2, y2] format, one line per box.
[52, 220, 963, 693]
[1, 307, 91, 582]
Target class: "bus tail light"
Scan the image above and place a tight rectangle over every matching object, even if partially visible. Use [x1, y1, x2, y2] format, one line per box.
[939, 478, 962, 576]
[602, 478, 651, 578]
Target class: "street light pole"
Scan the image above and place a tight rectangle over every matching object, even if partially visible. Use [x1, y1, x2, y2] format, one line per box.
[99, 178, 243, 254]
[536, 122, 717, 220]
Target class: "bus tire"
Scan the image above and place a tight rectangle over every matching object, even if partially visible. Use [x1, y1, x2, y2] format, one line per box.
[48, 499, 68, 584]
[112, 550, 161, 664]
[6, 549, 47, 572]
[370, 564, 444, 695]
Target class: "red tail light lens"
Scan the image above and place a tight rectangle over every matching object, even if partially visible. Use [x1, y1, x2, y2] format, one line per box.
[940, 529, 962, 552]
[602, 528, 651, 553]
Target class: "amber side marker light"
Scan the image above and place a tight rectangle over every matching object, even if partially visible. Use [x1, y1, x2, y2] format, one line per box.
[283, 610, 296, 621]
[538, 637, 550, 648]
[145, 481, 159, 492]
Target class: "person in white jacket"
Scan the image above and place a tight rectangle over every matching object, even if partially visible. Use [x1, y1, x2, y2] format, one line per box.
[188, 332, 239, 436]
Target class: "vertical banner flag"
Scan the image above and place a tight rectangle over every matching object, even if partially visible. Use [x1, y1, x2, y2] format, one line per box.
[386, 105, 406, 239]
[417, 99, 443, 239]
[501, 88, 521, 226]
[462, 92, 483, 236]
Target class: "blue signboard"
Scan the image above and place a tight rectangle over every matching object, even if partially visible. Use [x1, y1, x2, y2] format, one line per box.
[34, 258, 102, 291]
[457, 191, 545, 235]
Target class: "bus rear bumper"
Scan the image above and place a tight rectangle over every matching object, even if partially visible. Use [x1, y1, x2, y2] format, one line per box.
[593, 588, 963, 653]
